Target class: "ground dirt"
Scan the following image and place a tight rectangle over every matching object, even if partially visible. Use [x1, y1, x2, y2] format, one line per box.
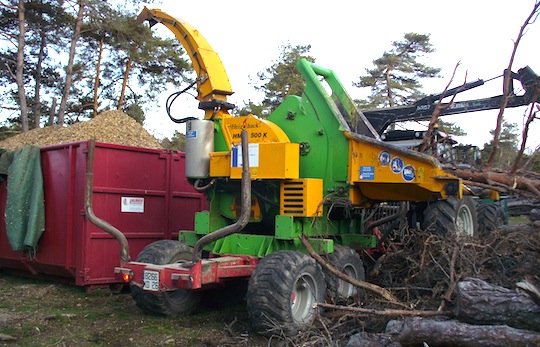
[0, 222, 538, 347]
[0, 275, 271, 347]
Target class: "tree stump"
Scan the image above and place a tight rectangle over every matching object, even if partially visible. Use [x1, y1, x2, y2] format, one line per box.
[455, 277, 540, 331]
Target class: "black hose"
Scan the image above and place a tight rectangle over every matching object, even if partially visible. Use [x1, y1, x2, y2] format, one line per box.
[166, 80, 198, 124]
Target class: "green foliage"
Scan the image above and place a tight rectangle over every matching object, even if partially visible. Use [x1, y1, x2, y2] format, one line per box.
[161, 131, 186, 151]
[481, 121, 519, 169]
[437, 119, 466, 136]
[354, 33, 441, 109]
[0, 1, 192, 130]
[124, 104, 145, 125]
[521, 151, 540, 173]
[253, 43, 315, 116]
[233, 100, 266, 117]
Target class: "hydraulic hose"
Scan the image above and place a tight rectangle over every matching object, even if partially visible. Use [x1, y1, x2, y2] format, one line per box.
[190, 130, 251, 264]
[85, 140, 131, 263]
[366, 202, 408, 248]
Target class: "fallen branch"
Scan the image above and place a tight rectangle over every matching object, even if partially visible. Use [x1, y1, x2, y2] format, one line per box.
[318, 302, 452, 317]
[299, 234, 403, 306]
[449, 168, 540, 198]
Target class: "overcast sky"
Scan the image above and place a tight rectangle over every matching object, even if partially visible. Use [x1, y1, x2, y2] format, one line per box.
[141, 0, 540, 152]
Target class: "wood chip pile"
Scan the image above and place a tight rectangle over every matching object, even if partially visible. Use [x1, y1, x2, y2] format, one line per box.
[0, 110, 163, 151]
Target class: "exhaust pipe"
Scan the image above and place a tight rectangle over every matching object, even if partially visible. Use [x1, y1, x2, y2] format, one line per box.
[85, 140, 131, 263]
[190, 130, 251, 264]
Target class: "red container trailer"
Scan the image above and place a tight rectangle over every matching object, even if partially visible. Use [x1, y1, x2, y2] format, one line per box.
[0, 141, 207, 289]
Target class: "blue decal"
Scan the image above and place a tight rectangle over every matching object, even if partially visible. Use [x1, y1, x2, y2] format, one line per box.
[391, 157, 404, 173]
[186, 130, 197, 139]
[378, 151, 391, 166]
[402, 165, 415, 181]
[231, 146, 239, 167]
[360, 166, 375, 180]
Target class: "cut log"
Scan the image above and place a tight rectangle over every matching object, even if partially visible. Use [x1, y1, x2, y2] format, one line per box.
[347, 332, 401, 347]
[455, 277, 540, 331]
[498, 223, 538, 233]
[386, 317, 540, 347]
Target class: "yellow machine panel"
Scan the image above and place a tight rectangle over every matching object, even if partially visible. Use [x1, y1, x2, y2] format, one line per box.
[209, 151, 231, 177]
[221, 115, 291, 148]
[209, 142, 300, 180]
[346, 132, 461, 202]
[280, 179, 324, 217]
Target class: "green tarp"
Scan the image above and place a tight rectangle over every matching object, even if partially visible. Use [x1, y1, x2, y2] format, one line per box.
[0, 146, 45, 254]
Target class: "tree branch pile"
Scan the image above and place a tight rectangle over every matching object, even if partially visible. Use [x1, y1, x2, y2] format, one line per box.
[309, 225, 540, 346]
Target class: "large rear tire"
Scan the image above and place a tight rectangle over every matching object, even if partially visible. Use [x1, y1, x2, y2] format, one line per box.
[422, 196, 478, 237]
[324, 245, 365, 301]
[131, 240, 201, 316]
[246, 251, 326, 337]
[477, 203, 505, 236]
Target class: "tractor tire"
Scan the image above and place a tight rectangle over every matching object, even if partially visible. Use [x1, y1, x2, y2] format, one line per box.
[130, 240, 201, 316]
[324, 245, 365, 301]
[246, 250, 326, 337]
[477, 203, 505, 236]
[422, 196, 478, 237]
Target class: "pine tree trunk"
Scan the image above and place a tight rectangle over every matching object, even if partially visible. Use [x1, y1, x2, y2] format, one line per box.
[455, 277, 540, 331]
[57, 0, 85, 125]
[117, 55, 133, 110]
[386, 317, 540, 347]
[33, 30, 47, 128]
[93, 35, 104, 117]
[16, 0, 29, 132]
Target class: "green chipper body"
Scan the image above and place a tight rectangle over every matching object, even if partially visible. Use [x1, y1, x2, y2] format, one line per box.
[115, 8, 476, 337]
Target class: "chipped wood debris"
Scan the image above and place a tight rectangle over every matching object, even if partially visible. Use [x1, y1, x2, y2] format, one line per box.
[0, 110, 163, 151]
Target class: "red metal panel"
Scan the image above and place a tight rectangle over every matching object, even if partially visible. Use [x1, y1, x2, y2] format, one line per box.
[168, 151, 209, 240]
[0, 141, 207, 289]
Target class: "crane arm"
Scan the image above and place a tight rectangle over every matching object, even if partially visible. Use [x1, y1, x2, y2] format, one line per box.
[364, 66, 540, 134]
[137, 7, 234, 113]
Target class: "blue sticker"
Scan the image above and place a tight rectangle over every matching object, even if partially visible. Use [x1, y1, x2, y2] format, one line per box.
[186, 130, 197, 139]
[402, 165, 415, 182]
[231, 146, 240, 167]
[378, 151, 391, 166]
[391, 157, 404, 173]
[360, 166, 375, 180]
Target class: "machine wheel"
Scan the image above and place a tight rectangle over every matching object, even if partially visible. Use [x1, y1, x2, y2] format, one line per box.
[324, 245, 365, 301]
[130, 240, 201, 316]
[246, 250, 326, 336]
[422, 196, 478, 237]
[477, 203, 505, 236]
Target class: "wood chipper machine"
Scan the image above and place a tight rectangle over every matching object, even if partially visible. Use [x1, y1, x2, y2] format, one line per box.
[114, 8, 476, 336]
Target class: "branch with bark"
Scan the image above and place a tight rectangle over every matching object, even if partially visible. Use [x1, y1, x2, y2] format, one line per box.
[418, 62, 465, 153]
[511, 100, 540, 174]
[446, 167, 540, 199]
[486, 1, 540, 167]
[298, 234, 403, 305]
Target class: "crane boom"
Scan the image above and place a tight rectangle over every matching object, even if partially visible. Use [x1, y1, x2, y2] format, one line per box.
[364, 66, 540, 134]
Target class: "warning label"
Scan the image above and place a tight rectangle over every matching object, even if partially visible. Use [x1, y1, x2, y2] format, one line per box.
[121, 197, 144, 213]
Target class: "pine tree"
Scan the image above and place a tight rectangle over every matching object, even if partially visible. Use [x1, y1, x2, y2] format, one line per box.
[0, 1, 192, 135]
[354, 33, 440, 109]
[481, 121, 519, 168]
[244, 43, 315, 116]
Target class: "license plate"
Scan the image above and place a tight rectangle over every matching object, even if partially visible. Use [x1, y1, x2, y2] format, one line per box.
[143, 270, 160, 291]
